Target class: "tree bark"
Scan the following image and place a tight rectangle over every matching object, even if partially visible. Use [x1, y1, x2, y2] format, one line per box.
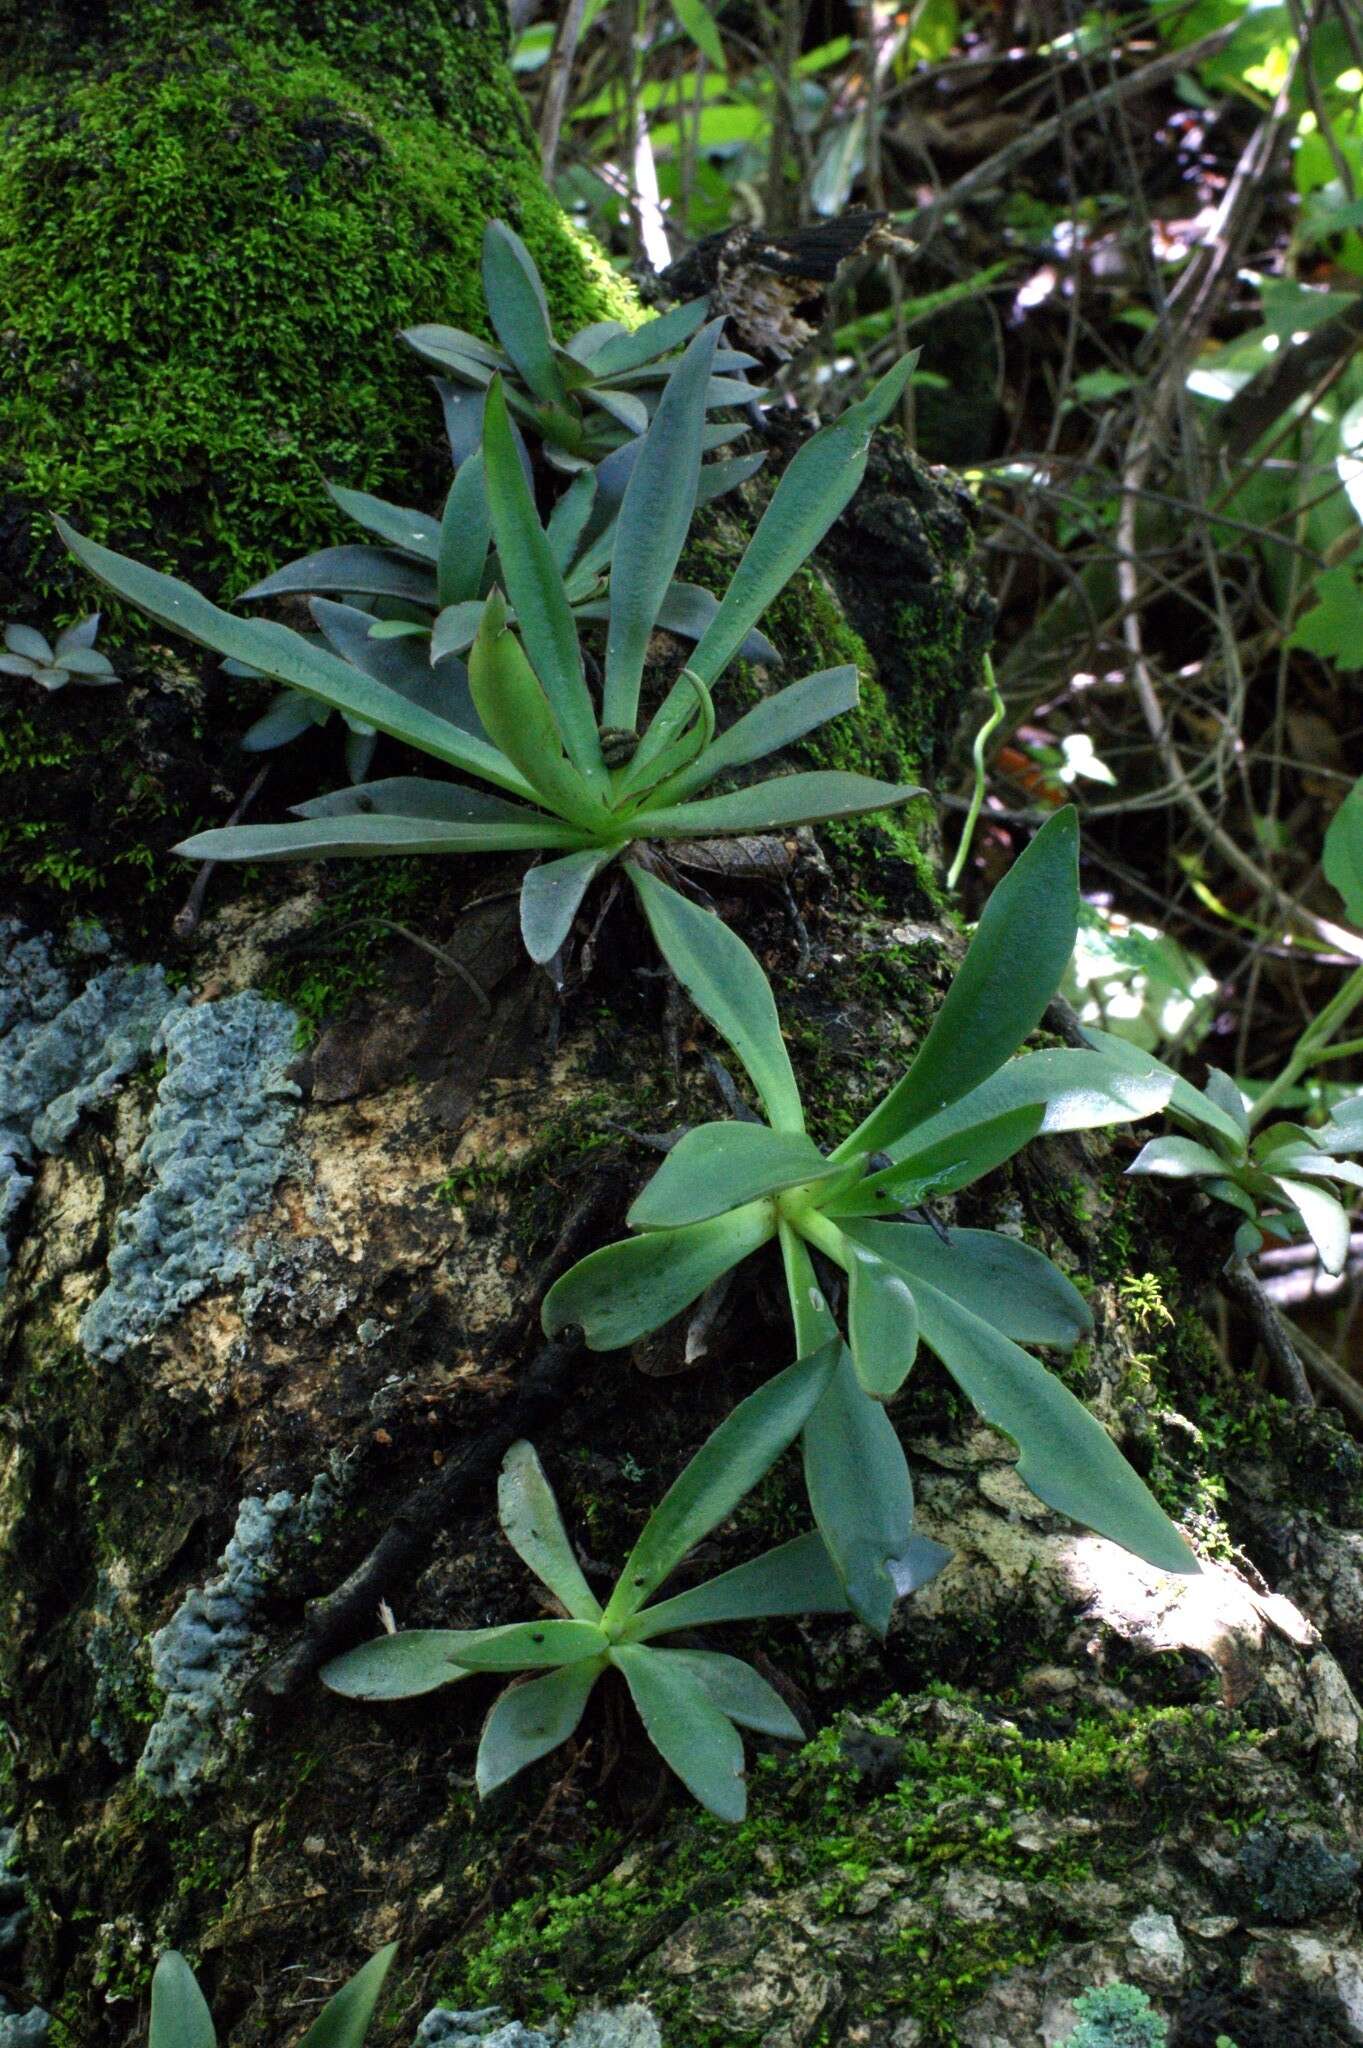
[4, 13, 1363, 2048]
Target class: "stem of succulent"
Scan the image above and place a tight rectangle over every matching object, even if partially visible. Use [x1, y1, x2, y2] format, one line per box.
[1249, 960, 1363, 1125]
[787, 1202, 849, 1271]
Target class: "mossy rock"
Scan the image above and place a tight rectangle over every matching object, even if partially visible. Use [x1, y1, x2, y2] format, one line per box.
[0, 0, 631, 612]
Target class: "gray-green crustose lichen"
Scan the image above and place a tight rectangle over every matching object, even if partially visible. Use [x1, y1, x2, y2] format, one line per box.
[0, 919, 183, 1286]
[415, 2006, 662, 2047]
[79, 990, 300, 1361]
[1059, 1983, 1168, 2048]
[0, 1829, 49, 2047]
[137, 1464, 342, 1799]
[138, 1491, 296, 1801]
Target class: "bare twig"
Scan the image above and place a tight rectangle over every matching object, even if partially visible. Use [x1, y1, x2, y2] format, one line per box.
[1220, 1255, 1315, 1409]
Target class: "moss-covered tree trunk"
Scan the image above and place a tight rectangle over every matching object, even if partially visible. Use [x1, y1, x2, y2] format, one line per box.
[5, 12, 1363, 2048]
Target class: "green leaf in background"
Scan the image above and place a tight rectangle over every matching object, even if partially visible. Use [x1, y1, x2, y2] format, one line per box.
[497, 1443, 603, 1622]
[149, 1953, 216, 2048]
[1127, 1135, 1237, 1179]
[671, 0, 728, 70]
[298, 1946, 398, 2048]
[1325, 774, 1363, 925]
[475, 1660, 605, 1796]
[837, 806, 1079, 1160]
[628, 864, 805, 1131]
[611, 1643, 748, 1820]
[541, 1200, 776, 1349]
[1289, 567, 1363, 671]
[627, 1123, 836, 1229]
[602, 1341, 839, 1626]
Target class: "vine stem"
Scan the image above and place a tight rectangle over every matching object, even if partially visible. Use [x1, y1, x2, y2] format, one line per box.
[946, 653, 1006, 894]
[1248, 961, 1363, 1126]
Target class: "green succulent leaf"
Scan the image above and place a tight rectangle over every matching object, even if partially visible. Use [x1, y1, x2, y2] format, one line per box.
[308, 601, 482, 732]
[241, 545, 438, 606]
[910, 1275, 1198, 1574]
[293, 779, 533, 826]
[837, 807, 1080, 1161]
[637, 770, 922, 839]
[610, 1642, 748, 1821]
[520, 845, 619, 963]
[438, 451, 492, 608]
[589, 298, 711, 378]
[545, 467, 599, 571]
[475, 1658, 606, 1797]
[57, 521, 533, 798]
[874, 1047, 1174, 1170]
[1271, 1176, 1352, 1273]
[650, 666, 860, 806]
[149, 1952, 216, 2048]
[497, 1442, 603, 1622]
[603, 1340, 840, 1628]
[844, 1235, 919, 1398]
[604, 320, 722, 730]
[658, 1649, 803, 1738]
[627, 1124, 835, 1229]
[326, 483, 441, 562]
[1311, 1097, 1363, 1154]
[1126, 1136, 1232, 1180]
[298, 1946, 398, 2048]
[801, 1341, 927, 1635]
[320, 1630, 476, 1700]
[467, 591, 611, 831]
[1081, 1027, 1245, 1152]
[683, 352, 920, 689]
[542, 1200, 777, 1350]
[1202, 1068, 1250, 1139]
[482, 380, 605, 784]
[627, 864, 804, 1131]
[822, 1104, 1045, 1217]
[482, 220, 567, 406]
[622, 1529, 851, 1640]
[841, 1223, 1092, 1350]
[172, 813, 582, 864]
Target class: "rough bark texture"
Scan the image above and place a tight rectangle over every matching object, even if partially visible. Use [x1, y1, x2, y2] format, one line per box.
[4, 11, 1363, 2048]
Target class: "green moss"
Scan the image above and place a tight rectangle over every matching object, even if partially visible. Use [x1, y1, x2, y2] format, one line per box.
[441, 1691, 1267, 2047]
[0, 2, 633, 611]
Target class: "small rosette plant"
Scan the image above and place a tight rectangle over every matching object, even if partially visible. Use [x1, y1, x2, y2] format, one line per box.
[1093, 1030, 1363, 1272]
[149, 1943, 395, 2048]
[0, 614, 118, 691]
[405, 219, 766, 472]
[60, 324, 922, 968]
[322, 1352, 945, 1821]
[544, 808, 1198, 1631]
